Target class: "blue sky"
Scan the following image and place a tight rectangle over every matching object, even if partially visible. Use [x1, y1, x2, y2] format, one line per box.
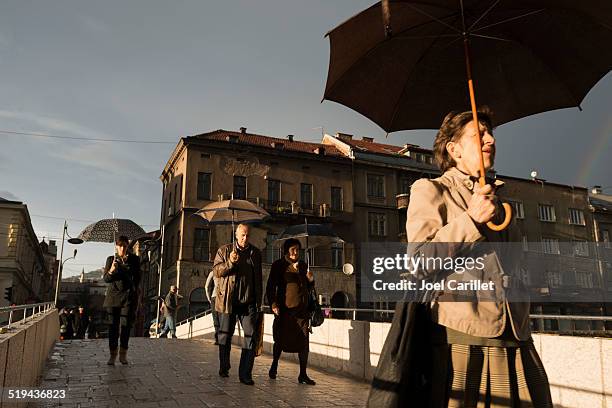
[1, 0, 610, 277]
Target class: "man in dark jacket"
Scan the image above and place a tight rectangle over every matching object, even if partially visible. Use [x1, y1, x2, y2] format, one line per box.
[74, 306, 89, 339]
[159, 285, 180, 338]
[103, 235, 140, 365]
[213, 224, 263, 385]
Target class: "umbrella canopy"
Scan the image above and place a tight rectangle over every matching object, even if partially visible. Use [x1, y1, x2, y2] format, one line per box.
[196, 199, 270, 225]
[276, 223, 344, 249]
[324, 0, 612, 131]
[77, 218, 146, 243]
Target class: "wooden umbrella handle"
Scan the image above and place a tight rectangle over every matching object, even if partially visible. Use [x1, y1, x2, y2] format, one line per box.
[487, 202, 513, 231]
[464, 37, 512, 231]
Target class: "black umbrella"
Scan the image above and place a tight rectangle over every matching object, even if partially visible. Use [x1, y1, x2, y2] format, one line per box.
[276, 220, 344, 268]
[77, 218, 146, 243]
[324, 0, 612, 231]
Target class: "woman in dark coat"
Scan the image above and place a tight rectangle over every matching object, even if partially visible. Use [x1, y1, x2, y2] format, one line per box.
[266, 238, 316, 385]
[103, 235, 140, 365]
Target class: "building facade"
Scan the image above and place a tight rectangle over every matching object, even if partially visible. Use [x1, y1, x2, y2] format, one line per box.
[0, 198, 53, 309]
[159, 128, 356, 321]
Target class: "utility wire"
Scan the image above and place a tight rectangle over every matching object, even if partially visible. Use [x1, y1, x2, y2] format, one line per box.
[0, 129, 177, 144]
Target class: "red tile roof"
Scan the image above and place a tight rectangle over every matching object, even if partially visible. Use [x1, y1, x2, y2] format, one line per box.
[189, 130, 345, 157]
[343, 138, 432, 156]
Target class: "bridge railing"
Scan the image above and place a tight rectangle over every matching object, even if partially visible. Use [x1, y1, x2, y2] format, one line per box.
[0, 302, 55, 331]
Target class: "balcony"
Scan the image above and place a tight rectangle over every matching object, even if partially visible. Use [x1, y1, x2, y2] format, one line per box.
[245, 197, 352, 222]
[396, 193, 410, 209]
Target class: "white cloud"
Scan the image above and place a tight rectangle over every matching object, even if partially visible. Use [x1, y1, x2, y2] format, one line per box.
[0, 110, 159, 184]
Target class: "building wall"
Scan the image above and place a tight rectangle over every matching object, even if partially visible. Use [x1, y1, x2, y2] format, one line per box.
[0, 204, 48, 307]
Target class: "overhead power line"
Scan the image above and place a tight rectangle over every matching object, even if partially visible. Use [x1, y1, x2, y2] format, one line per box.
[0, 129, 177, 144]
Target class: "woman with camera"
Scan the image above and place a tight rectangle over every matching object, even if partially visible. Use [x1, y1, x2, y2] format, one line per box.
[265, 238, 316, 385]
[103, 235, 140, 365]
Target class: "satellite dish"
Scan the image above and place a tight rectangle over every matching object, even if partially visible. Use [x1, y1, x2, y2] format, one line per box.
[342, 263, 354, 276]
[530, 170, 538, 179]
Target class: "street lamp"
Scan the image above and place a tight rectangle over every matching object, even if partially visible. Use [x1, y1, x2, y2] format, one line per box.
[54, 220, 83, 307]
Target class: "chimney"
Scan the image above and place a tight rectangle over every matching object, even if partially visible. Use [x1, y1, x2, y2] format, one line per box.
[314, 147, 326, 155]
[240, 127, 247, 134]
[287, 134, 294, 142]
[362, 136, 374, 143]
[336, 132, 353, 142]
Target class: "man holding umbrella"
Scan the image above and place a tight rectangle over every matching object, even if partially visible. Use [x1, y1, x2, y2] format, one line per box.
[212, 224, 263, 385]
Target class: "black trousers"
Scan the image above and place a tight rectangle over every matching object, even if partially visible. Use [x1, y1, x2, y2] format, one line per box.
[218, 303, 259, 379]
[108, 306, 134, 350]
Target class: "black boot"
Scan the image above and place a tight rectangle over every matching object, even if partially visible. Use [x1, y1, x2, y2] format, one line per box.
[269, 359, 279, 379]
[238, 348, 255, 385]
[298, 349, 315, 385]
[218, 345, 230, 377]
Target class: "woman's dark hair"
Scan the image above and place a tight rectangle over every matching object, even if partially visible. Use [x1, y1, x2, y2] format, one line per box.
[283, 238, 301, 255]
[433, 108, 494, 173]
[115, 235, 130, 246]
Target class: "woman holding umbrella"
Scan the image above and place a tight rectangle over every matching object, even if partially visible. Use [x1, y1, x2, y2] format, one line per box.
[266, 238, 316, 385]
[103, 235, 141, 365]
[403, 109, 552, 407]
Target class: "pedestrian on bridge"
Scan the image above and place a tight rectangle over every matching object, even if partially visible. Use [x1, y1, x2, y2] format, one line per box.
[159, 285, 180, 338]
[103, 235, 141, 365]
[212, 224, 263, 385]
[205, 270, 220, 345]
[266, 238, 316, 385]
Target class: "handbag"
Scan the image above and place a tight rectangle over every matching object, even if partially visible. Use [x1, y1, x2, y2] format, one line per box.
[308, 287, 325, 328]
[366, 302, 432, 407]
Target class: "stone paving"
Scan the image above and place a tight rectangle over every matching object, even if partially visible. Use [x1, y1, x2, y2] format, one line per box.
[31, 338, 370, 408]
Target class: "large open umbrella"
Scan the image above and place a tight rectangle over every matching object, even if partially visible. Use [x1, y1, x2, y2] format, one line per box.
[324, 0, 612, 231]
[196, 199, 270, 243]
[77, 218, 146, 243]
[275, 220, 345, 269]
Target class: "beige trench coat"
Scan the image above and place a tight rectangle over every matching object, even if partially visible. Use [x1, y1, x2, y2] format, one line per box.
[406, 167, 530, 340]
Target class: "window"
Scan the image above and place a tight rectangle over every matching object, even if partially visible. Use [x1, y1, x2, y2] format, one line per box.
[233, 176, 247, 199]
[268, 180, 281, 207]
[603, 230, 611, 249]
[331, 243, 343, 268]
[197, 172, 212, 200]
[568, 208, 585, 225]
[542, 237, 560, 254]
[168, 192, 173, 215]
[331, 187, 343, 211]
[538, 204, 556, 222]
[368, 212, 387, 236]
[573, 240, 589, 257]
[510, 201, 525, 219]
[399, 178, 411, 195]
[576, 271, 593, 288]
[367, 174, 385, 198]
[547, 270, 561, 288]
[193, 229, 210, 261]
[265, 233, 279, 264]
[174, 184, 178, 211]
[300, 183, 313, 210]
[522, 236, 529, 252]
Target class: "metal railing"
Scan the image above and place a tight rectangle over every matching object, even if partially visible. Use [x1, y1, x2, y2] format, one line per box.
[0, 302, 55, 331]
[175, 305, 612, 335]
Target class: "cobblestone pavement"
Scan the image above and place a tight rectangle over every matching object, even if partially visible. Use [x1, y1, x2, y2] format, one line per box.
[31, 338, 370, 408]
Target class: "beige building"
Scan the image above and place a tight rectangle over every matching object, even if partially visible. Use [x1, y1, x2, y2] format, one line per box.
[160, 128, 356, 321]
[0, 197, 53, 308]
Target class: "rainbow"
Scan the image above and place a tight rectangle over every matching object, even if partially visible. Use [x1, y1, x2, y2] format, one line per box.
[577, 115, 612, 186]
